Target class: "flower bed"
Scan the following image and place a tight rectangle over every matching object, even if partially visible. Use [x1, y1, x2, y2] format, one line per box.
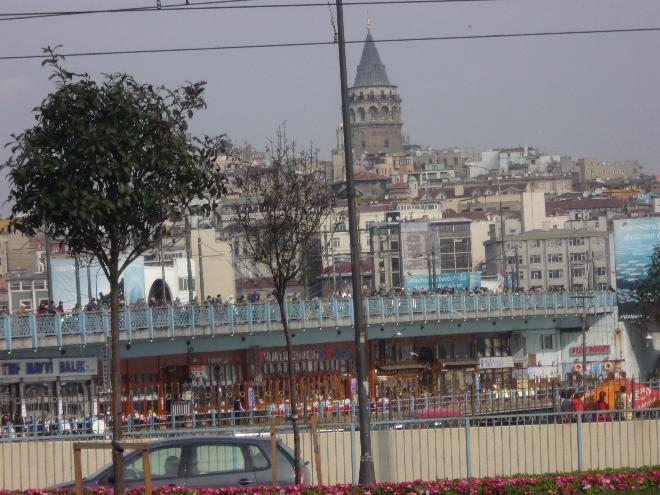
[6, 468, 660, 495]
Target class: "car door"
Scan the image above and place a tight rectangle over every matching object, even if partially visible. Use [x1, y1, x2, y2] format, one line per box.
[185, 442, 256, 488]
[121, 445, 187, 488]
[248, 443, 285, 486]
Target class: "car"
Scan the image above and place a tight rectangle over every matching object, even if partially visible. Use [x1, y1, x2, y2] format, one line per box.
[56, 436, 311, 488]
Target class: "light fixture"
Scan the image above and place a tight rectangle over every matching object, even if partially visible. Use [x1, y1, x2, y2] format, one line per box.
[645, 332, 653, 340]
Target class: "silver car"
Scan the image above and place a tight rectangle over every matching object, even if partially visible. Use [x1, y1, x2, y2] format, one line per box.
[59, 436, 310, 488]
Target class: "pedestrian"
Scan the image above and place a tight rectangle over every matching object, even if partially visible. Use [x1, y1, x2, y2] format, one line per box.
[572, 392, 585, 418]
[615, 385, 632, 421]
[595, 391, 611, 422]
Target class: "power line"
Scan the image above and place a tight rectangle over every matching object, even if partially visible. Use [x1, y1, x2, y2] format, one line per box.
[0, 0, 496, 22]
[0, 27, 657, 61]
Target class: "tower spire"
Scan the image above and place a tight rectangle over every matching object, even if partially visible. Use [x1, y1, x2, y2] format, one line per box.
[367, 15, 371, 33]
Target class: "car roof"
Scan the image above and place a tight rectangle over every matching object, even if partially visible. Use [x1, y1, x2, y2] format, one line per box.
[132, 435, 273, 449]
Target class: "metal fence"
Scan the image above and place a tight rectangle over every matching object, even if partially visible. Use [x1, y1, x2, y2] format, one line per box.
[1, 408, 659, 490]
[2, 292, 616, 348]
[3, 377, 659, 437]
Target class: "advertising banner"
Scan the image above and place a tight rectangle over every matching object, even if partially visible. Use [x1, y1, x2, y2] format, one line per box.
[404, 272, 481, 291]
[613, 217, 660, 319]
[51, 256, 146, 309]
[401, 221, 429, 289]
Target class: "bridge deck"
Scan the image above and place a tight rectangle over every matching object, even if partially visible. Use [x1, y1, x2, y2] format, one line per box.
[2, 292, 616, 351]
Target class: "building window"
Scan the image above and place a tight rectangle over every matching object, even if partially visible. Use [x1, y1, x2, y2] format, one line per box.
[594, 267, 607, 277]
[384, 139, 390, 148]
[568, 237, 585, 246]
[334, 221, 347, 232]
[9, 281, 20, 291]
[548, 269, 564, 279]
[547, 253, 563, 263]
[571, 267, 586, 278]
[541, 335, 554, 350]
[20, 299, 32, 309]
[530, 271, 542, 279]
[178, 277, 195, 291]
[332, 238, 340, 248]
[569, 252, 587, 263]
[529, 255, 541, 264]
[546, 239, 562, 247]
[33, 280, 45, 290]
[529, 240, 540, 248]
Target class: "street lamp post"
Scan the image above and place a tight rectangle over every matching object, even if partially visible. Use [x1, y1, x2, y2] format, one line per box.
[468, 164, 506, 286]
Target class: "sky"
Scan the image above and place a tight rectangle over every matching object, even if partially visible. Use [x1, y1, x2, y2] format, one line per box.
[0, 0, 659, 214]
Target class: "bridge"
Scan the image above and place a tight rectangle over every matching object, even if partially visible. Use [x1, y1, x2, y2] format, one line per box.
[2, 292, 616, 352]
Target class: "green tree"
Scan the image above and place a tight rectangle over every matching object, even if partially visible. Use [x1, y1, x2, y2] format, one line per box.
[636, 244, 660, 322]
[232, 132, 335, 483]
[3, 50, 226, 493]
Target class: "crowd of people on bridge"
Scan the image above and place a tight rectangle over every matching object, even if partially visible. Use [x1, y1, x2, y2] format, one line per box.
[0, 281, 614, 318]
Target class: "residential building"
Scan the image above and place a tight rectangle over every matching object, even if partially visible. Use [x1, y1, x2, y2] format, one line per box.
[485, 192, 614, 291]
[577, 158, 641, 183]
[369, 218, 477, 292]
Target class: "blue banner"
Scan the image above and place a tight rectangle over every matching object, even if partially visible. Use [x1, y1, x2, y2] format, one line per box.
[404, 271, 482, 291]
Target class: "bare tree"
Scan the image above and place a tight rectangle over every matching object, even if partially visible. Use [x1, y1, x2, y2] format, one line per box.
[232, 132, 335, 483]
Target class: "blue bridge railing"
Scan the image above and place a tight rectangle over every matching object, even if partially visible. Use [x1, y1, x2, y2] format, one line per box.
[1, 292, 616, 348]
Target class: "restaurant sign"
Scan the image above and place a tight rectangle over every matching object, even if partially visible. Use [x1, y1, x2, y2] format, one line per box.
[569, 345, 611, 357]
[479, 356, 514, 369]
[0, 358, 98, 381]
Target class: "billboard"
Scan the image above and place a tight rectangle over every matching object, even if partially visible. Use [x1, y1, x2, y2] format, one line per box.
[613, 217, 660, 320]
[400, 221, 429, 289]
[51, 256, 146, 310]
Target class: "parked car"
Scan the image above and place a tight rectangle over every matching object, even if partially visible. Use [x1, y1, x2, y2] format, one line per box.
[56, 436, 310, 488]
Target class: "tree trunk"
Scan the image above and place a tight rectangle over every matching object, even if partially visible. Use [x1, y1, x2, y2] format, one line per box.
[109, 256, 125, 494]
[276, 295, 301, 484]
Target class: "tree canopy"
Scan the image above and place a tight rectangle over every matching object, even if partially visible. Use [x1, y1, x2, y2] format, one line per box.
[3, 51, 227, 493]
[233, 134, 335, 299]
[4, 52, 226, 277]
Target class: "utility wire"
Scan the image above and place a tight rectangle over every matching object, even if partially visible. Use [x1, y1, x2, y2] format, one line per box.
[0, 0, 497, 22]
[0, 27, 657, 61]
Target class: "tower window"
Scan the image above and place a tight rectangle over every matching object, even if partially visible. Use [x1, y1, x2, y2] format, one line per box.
[361, 140, 366, 148]
[385, 139, 390, 148]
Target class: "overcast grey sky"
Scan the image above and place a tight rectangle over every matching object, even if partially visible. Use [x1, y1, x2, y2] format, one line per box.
[1, 0, 659, 213]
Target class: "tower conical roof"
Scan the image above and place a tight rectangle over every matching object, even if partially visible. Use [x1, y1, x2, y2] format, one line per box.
[353, 32, 391, 87]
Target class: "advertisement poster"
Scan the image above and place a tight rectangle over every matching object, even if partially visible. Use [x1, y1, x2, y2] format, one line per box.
[613, 217, 660, 319]
[400, 221, 429, 289]
[52, 256, 146, 309]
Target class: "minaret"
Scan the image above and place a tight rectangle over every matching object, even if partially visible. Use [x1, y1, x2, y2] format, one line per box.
[347, 21, 403, 154]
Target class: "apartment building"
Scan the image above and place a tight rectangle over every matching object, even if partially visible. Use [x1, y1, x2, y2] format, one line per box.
[484, 192, 614, 291]
[485, 230, 612, 291]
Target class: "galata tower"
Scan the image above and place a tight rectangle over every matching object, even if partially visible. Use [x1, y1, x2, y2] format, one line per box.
[348, 22, 403, 154]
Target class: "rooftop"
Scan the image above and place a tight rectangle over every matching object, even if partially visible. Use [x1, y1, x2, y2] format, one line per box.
[354, 171, 389, 181]
[353, 31, 392, 88]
